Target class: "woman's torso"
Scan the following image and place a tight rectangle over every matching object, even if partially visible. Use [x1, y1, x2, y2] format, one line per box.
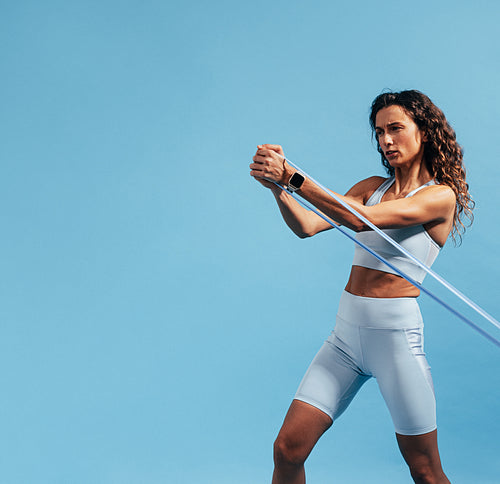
[345, 176, 452, 298]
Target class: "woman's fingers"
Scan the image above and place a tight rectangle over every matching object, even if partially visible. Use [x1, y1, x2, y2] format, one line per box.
[259, 143, 284, 155]
[249, 161, 265, 177]
[255, 148, 284, 160]
[252, 154, 267, 162]
[249, 161, 264, 170]
[253, 149, 283, 167]
[251, 144, 286, 184]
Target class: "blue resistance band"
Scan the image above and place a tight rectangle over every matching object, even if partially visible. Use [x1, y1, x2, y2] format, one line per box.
[275, 157, 500, 348]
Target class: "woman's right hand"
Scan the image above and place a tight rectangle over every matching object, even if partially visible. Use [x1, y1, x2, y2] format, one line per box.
[250, 144, 289, 190]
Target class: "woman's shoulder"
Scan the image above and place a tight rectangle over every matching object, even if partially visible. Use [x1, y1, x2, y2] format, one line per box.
[346, 176, 390, 204]
[412, 182, 457, 207]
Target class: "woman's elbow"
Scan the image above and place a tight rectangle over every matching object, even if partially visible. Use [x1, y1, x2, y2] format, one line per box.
[349, 220, 367, 233]
[296, 224, 328, 238]
[296, 230, 312, 239]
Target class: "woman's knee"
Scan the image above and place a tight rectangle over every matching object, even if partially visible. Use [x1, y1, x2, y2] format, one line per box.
[396, 430, 448, 484]
[273, 434, 308, 468]
[273, 400, 333, 469]
[408, 460, 436, 484]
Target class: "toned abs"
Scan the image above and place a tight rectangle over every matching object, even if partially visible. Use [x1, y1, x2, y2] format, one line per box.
[345, 265, 420, 298]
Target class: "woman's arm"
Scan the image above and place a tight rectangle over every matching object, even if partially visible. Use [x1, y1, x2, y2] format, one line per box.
[251, 168, 334, 238]
[251, 144, 456, 232]
[296, 175, 456, 232]
[270, 184, 334, 238]
[250, 145, 381, 237]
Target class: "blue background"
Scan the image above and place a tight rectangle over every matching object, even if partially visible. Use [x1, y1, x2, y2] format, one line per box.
[1, 1, 499, 483]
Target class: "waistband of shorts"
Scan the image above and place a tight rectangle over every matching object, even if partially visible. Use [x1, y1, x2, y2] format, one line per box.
[336, 290, 423, 329]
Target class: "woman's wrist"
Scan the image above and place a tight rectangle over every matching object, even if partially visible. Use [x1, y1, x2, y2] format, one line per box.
[271, 183, 285, 196]
[281, 161, 295, 186]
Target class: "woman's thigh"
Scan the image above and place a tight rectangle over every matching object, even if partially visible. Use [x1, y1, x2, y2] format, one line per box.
[274, 400, 333, 461]
[294, 331, 371, 422]
[362, 327, 436, 436]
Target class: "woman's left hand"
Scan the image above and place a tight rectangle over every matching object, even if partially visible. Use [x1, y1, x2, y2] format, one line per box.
[250, 144, 293, 186]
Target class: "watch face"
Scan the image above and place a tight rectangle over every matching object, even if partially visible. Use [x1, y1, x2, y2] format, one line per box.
[290, 172, 305, 188]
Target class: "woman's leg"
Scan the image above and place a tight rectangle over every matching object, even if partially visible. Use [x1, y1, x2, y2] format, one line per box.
[396, 430, 450, 484]
[272, 400, 333, 484]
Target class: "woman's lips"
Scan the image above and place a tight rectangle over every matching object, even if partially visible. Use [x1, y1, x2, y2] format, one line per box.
[385, 150, 398, 158]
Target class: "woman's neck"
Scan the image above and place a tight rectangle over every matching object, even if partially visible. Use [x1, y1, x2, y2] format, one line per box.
[393, 161, 432, 197]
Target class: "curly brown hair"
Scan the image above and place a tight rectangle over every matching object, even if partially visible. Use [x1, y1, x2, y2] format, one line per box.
[369, 90, 474, 244]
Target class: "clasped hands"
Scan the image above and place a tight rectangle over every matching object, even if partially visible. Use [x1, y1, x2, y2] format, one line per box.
[250, 144, 294, 189]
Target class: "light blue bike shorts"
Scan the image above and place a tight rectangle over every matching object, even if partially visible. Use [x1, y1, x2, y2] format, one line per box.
[294, 291, 436, 436]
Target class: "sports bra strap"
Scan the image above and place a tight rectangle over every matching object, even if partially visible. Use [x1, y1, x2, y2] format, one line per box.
[366, 177, 436, 206]
[406, 179, 436, 198]
[365, 177, 394, 206]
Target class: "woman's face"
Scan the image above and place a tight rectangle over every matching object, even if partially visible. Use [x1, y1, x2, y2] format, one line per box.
[375, 105, 426, 169]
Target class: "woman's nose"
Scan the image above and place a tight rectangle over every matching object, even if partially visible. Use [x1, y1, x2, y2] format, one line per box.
[379, 133, 393, 147]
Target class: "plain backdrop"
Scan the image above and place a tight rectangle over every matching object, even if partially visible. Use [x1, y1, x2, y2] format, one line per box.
[1, 1, 499, 483]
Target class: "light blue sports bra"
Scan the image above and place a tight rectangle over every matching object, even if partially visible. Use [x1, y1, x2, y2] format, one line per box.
[352, 177, 441, 284]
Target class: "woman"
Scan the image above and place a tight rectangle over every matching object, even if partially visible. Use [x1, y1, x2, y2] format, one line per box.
[249, 90, 474, 484]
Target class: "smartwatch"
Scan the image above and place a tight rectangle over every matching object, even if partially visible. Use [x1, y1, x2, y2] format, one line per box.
[287, 172, 305, 192]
